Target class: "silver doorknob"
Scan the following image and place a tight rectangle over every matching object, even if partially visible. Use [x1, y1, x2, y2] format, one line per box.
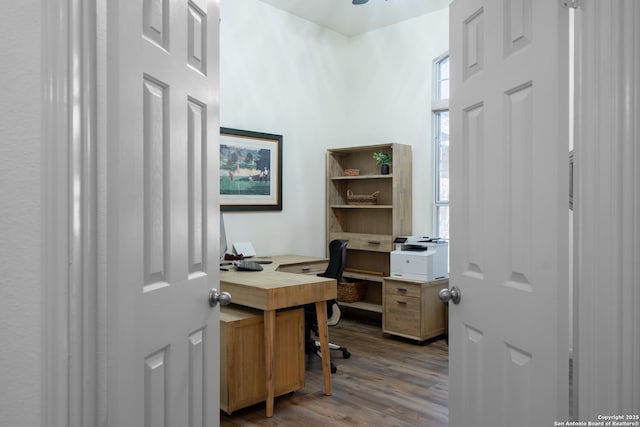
[208, 288, 232, 307]
[439, 286, 461, 305]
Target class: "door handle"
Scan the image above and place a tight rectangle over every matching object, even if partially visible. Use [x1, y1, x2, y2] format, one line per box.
[438, 286, 461, 305]
[208, 288, 232, 307]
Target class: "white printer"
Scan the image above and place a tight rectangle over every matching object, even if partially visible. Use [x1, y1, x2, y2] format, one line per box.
[390, 236, 449, 282]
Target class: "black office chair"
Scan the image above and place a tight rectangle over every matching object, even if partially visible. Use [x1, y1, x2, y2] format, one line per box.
[305, 239, 351, 373]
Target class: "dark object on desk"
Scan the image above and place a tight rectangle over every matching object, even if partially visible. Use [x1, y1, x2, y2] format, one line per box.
[234, 260, 263, 271]
[255, 260, 273, 264]
[225, 253, 244, 261]
[305, 239, 351, 374]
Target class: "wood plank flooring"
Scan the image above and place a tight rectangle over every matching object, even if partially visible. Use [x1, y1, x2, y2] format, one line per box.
[220, 317, 449, 427]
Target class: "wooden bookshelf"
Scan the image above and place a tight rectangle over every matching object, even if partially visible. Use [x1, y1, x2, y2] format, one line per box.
[326, 143, 412, 314]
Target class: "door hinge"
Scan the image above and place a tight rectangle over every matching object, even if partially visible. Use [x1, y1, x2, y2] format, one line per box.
[561, 0, 580, 9]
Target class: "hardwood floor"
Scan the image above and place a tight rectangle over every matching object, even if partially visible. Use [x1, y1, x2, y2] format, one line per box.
[220, 316, 449, 426]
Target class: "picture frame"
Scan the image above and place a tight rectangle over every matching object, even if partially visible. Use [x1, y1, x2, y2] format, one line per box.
[219, 127, 283, 211]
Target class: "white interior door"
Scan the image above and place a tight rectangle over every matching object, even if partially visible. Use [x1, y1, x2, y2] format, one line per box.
[105, 0, 221, 425]
[448, 1, 569, 425]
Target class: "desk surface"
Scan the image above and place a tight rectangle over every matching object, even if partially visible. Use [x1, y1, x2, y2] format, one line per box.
[220, 255, 336, 311]
[258, 254, 328, 270]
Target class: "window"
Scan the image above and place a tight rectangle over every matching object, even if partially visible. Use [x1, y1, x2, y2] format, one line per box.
[435, 55, 449, 101]
[433, 54, 449, 239]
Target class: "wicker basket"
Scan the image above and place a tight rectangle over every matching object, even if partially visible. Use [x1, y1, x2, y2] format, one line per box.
[337, 281, 368, 303]
[346, 189, 380, 205]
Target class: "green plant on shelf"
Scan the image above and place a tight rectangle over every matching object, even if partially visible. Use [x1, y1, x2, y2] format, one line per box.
[372, 152, 392, 165]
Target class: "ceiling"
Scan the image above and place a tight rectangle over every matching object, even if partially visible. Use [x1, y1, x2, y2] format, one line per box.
[257, 0, 451, 37]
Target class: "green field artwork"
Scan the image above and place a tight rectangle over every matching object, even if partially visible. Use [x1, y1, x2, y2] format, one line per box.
[220, 144, 272, 196]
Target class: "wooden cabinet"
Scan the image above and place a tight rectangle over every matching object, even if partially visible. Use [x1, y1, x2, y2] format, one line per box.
[383, 277, 448, 341]
[220, 305, 305, 414]
[326, 143, 412, 313]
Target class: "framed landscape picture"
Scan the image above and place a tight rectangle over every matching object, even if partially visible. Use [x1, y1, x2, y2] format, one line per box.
[219, 127, 283, 211]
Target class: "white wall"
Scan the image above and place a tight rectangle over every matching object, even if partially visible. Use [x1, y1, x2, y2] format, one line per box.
[221, 1, 449, 256]
[220, 0, 351, 257]
[346, 9, 449, 236]
[0, 2, 43, 426]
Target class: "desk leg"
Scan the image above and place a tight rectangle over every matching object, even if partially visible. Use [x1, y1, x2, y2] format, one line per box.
[264, 309, 276, 417]
[314, 301, 332, 396]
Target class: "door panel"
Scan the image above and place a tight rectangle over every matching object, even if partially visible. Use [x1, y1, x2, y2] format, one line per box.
[449, 1, 569, 425]
[106, 0, 220, 425]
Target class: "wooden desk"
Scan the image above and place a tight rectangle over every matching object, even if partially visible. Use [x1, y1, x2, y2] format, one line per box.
[220, 255, 335, 417]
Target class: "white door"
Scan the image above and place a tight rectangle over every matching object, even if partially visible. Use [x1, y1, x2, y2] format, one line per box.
[448, 1, 569, 426]
[105, 0, 221, 425]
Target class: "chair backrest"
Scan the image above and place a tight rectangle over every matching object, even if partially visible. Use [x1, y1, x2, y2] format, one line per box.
[320, 239, 348, 281]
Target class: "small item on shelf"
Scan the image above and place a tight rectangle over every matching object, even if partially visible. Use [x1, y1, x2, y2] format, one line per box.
[344, 168, 360, 176]
[337, 281, 368, 303]
[346, 189, 380, 205]
[372, 151, 392, 175]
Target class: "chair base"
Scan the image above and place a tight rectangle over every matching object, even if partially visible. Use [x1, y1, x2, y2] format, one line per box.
[305, 339, 350, 374]
[313, 339, 351, 359]
[304, 296, 349, 374]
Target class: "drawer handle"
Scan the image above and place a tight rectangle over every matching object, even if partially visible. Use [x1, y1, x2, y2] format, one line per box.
[396, 301, 407, 305]
[397, 288, 407, 292]
[367, 241, 381, 245]
[301, 266, 311, 272]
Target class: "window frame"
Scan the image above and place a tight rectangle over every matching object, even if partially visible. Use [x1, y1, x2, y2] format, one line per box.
[432, 52, 450, 239]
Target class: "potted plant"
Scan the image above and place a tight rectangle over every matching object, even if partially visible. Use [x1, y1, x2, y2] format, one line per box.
[372, 151, 392, 175]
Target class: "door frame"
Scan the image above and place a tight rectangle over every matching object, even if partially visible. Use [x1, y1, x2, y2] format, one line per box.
[42, 0, 100, 426]
[573, 0, 640, 417]
[42, 2, 640, 425]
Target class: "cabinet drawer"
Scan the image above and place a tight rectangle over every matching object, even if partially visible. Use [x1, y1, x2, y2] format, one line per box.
[383, 294, 421, 336]
[277, 261, 327, 275]
[384, 280, 421, 298]
[330, 232, 392, 252]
